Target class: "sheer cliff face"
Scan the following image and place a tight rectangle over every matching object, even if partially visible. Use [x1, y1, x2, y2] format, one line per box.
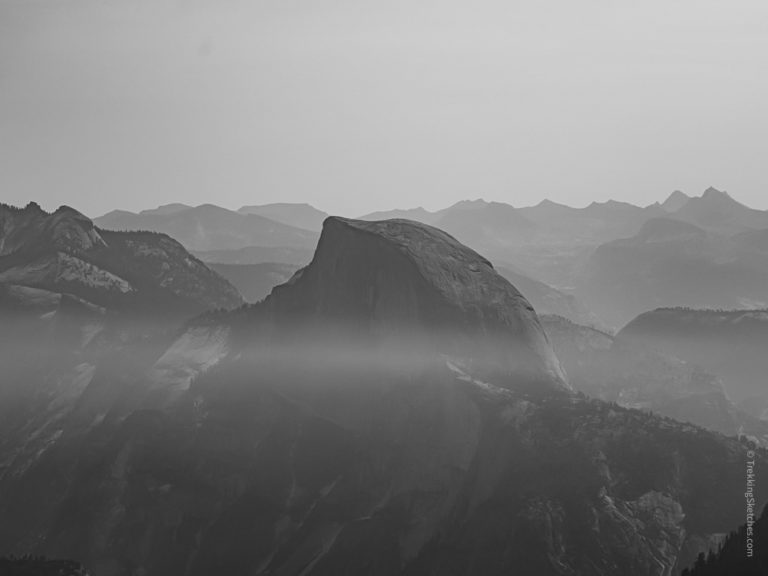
[265, 217, 568, 391]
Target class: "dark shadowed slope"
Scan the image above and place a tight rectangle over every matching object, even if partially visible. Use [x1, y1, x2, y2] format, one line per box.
[1, 216, 765, 576]
[0, 557, 89, 575]
[207, 262, 300, 303]
[679, 504, 768, 576]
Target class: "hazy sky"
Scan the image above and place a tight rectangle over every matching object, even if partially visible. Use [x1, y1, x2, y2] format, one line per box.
[2, 0, 767, 217]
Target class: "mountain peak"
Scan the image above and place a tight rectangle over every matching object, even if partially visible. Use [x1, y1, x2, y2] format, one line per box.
[450, 198, 489, 209]
[139, 203, 192, 216]
[24, 201, 45, 213]
[699, 186, 738, 206]
[535, 198, 568, 209]
[266, 216, 569, 391]
[661, 190, 691, 212]
[702, 186, 727, 198]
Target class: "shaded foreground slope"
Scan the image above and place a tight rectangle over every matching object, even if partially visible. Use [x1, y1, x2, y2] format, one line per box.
[0, 217, 764, 576]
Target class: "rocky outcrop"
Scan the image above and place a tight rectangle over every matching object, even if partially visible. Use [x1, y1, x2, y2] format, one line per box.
[264, 217, 568, 392]
[0, 202, 242, 317]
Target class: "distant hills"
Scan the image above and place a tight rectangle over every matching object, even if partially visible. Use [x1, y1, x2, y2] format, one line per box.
[207, 262, 300, 303]
[237, 202, 328, 231]
[618, 307, 768, 403]
[95, 203, 318, 252]
[93, 188, 768, 330]
[543, 314, 768, 442]
[578, 216, 768, 327]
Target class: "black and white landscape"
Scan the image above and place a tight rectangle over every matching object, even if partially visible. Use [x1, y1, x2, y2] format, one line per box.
[3, 1, 768, 575]
[1, 194, 768, 575]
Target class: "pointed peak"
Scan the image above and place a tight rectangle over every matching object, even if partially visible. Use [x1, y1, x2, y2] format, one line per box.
[697, 187, 741, 208]
[702, 186, 728, 198]
[25, 201, 46, 213]
[661, 190, 691, 212]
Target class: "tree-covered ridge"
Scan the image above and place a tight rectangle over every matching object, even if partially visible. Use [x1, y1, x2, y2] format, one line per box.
[681, 504, 768, 575]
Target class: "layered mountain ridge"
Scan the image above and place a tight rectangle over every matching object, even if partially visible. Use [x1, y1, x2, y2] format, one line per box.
[0, 202, 242, 317]
[1, 210, 766, 576]
[618, 307, 768, 403]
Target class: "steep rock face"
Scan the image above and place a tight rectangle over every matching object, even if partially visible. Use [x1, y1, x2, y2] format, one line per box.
[0, 202, 242, 317]
[266, 217, 568, 391]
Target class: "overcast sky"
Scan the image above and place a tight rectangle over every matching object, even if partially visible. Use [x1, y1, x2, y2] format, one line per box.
[2, 0, 767, 217]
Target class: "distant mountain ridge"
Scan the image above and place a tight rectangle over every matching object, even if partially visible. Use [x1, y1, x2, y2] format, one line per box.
[673, 187, 768, 234]
[237, 202, 328, 231]
[577, 216, 768, 327]
[95, 203, 318, 252]
[617, 307, 768, 403]
[1, 214, 765, 575]
[542, 314, 768, 443]
[0, 202, 242, 317]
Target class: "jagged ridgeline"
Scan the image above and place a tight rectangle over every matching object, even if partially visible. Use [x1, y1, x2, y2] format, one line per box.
[0, 202, 242, 318]
[1, 215, 766, 576]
